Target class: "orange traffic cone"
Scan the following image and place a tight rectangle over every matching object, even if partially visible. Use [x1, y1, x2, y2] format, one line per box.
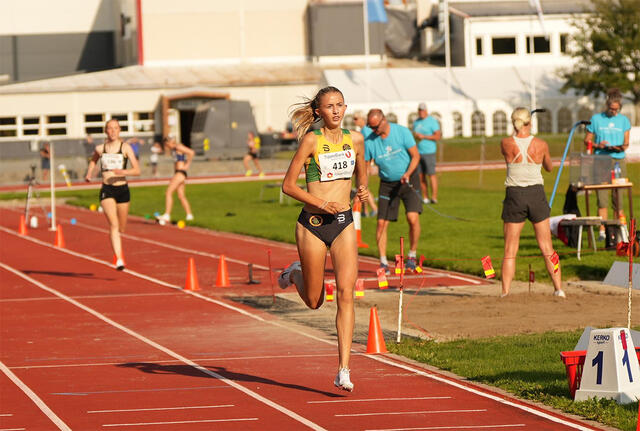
[19, 215, 28, 235]
[215, 255, 231, 287]
[366, 307, 387, 354]
[185, 257, 201, 291]
[352, 200, 369, 248]
[54, 224, 65, 248]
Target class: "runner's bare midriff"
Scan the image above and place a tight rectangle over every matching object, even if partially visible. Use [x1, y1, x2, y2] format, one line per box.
[305, 179, 352, 213]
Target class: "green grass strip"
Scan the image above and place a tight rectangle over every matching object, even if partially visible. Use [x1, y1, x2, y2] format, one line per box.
[388, 331, 638, 431]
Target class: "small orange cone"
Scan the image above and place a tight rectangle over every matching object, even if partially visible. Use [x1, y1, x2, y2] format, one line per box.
[366, 307, 387, 354]
[185, 257, 201, 291]
[352, 200, 369, 248]
[19, 215, 28, 235]
[215, 255, 231, 287]
[54, 224, 65, 248]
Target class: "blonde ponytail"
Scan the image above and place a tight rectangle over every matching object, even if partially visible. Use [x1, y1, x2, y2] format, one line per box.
[289, 86, 344, 141]
[511, 107, 531, 133]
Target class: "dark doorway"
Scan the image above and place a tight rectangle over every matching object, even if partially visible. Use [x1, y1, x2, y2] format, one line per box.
[179, 110, 195, 147]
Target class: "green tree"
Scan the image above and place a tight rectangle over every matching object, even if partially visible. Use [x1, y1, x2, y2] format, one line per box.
[560, 0, 640, 125]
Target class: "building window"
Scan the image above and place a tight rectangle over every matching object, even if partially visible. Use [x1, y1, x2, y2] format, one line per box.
[492, 111, 507, 136]
[492, 37, 516, 55]
[0, 116, 17, 137]
[431, 112, 442, 122]
[557, 107, 572, 133]
[84, 113, 105, 135]
[526, 36, 551, 53]
[134, 112, 154, 132]
[452, 112, 463, 137]
[46, 115, 67, 136]
[537, 109, 552, 133]
[476, 38, 482, 55]
[22, 116, 41, 136]
[387, 113, 398, 123]
[560, 34, 569, 53]
[471, 111, 485, 136]
[577, 107, 592, 122]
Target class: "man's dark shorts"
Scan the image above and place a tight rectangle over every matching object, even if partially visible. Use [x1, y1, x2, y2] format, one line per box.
[419, 153, 436, 175]
[378, 171, 423, 221]
[100, 184, 131, 204]
[501, 184, 549, 223]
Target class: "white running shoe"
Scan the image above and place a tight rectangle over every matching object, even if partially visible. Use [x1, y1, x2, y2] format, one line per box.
[115, 258, 125, 271]
[186, 214, 194, 221]
[278, 261, 301, 289]
[334, 367, 354, 392]
[554, 290, 566, 298]
[423, 198, 430, 204]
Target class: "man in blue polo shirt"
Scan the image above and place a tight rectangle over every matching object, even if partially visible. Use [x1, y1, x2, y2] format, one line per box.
[413, 103, 442, 204]
[584, 88, 631, 240]
[366, 109, 421, 273]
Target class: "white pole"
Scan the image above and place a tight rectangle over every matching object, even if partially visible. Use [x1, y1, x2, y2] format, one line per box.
[363, 0, 371, 102]
[49, 141, 56, 231]
[444, 0, 451, 103]
[529, 17, 538, 133]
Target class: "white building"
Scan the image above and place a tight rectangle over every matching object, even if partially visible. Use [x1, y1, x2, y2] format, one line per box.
[1, 0, 634, 156]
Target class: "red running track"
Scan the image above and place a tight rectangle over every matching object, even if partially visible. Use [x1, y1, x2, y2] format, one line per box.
[0, 206, 602, 430]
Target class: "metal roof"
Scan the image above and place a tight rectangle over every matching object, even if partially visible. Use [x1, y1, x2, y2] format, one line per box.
[0, 63, 324, 94]
[450, 0, 592, 17]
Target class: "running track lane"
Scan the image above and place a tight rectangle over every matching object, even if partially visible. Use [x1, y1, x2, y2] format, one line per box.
[1, 205, 488, 293]
[0, 229, 603, 430]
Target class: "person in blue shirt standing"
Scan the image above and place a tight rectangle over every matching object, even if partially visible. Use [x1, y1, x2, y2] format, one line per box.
[366, 109, 422, 273]
[412, 103, 442, 204]
[584, 88, 631, 240]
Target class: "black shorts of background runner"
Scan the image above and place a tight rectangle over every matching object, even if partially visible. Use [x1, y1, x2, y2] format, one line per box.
[297, 208, 354, 247]
[419, 153, 436, 175]
[502, 184, 549, 223]
[100, 184, 131, 203]
[175, 169, 187, 178]
[377, 171, 423, 221]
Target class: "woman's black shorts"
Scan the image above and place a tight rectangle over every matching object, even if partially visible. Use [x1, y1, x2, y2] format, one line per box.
[297, 208, 353, 247]
[175, 169, 188, 178]
[100, 184, 130, 203]
[502, 184, 549, 223]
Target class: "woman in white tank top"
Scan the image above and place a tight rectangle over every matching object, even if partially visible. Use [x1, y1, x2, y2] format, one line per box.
[500, 108, 565, 298]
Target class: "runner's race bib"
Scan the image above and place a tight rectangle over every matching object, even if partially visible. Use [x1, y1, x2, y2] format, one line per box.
[318, 150, 355, 181]
[101, 153, 124, 171]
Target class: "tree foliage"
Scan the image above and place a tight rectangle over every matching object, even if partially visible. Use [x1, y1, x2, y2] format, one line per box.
[560, 0, 640, 124]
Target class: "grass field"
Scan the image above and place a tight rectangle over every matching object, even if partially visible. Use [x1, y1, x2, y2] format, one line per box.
[388, 331, 639, 431]
[33, 161, 638, 284]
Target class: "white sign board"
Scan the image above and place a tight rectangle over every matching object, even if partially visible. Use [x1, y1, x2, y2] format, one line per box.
[628, 127, 640, 161]
[575, 327, 640, 404]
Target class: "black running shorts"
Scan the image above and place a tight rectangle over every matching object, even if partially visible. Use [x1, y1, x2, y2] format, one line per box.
[501, 184, 549, 223]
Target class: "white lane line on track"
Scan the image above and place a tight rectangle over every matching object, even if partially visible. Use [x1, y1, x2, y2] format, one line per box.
[88, 404, 233, 413]
[0, 428, 26, 431]
[52, 386, 229, 396]
[0, 414, 14, 416]
[0, 292, 179, 303]
[0, 228, 594, 430]
[0, 263, 327, 431]
[11, 353, 337, 370]
[0, 226, 267, 323]
[102, 418, 259, 427]
[337, 409, 486, 417]
[368, 425, 525, 431]
[0, 361, 71, 431]
[365, 355, 596, 431]
[308, 397, 451, 404]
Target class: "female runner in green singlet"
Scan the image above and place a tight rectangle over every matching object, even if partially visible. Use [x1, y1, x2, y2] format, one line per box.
[279, 86, 368, 391]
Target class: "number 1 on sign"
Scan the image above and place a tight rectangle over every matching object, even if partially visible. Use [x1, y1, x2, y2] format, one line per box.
[591, 349, 634, 385]
[592, 351, 603, 385]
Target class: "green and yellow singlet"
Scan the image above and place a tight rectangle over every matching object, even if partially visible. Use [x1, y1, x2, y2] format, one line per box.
[305, 129, 356, 183]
